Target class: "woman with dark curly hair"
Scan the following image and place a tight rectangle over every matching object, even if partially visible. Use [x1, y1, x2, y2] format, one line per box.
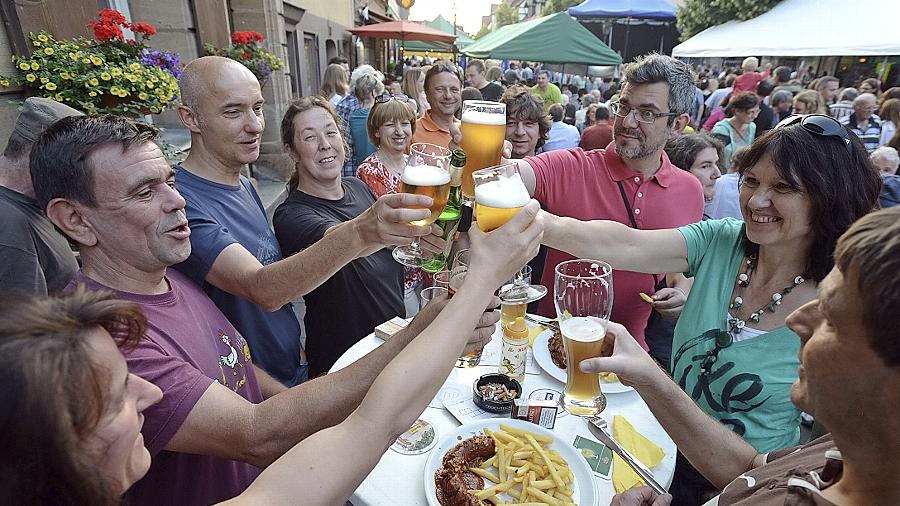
[541, 114, 881, 502]
[712, 92, 760, 169]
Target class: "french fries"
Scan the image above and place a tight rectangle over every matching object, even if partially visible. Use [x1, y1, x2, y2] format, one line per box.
[464, 425, 576, 505]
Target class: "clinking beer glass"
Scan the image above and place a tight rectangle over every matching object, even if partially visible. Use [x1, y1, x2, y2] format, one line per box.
[460, 100, 506, 202]
[554, 259, 614, 416]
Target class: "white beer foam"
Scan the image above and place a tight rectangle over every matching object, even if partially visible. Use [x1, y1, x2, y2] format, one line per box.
[462, 109, 506, 126]
[560, 317, 606, 342]
[474, 173, 531, 208]
[401, 164, 451, 186]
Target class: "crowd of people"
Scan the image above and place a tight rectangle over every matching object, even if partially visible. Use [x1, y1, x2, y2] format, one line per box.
[1, 47, 898, 506]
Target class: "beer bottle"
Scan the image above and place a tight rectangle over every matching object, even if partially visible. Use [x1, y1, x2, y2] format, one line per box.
[500, 316, 529, 382]
[421, 148, 466, 273]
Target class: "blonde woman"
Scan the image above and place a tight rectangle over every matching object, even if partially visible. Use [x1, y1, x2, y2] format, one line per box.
[321, 63, 349, 108]
[792, 89, 823, 115]
[402, 67, 428, 118]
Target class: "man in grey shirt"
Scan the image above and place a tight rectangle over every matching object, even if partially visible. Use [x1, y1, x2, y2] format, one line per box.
[0, 98, 81, 295]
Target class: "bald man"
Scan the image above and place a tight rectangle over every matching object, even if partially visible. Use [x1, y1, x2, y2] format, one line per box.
[173, 56, 439, 385]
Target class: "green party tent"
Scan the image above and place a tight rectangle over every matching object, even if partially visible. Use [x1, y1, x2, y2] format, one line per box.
[462, 12, 622, 66]
[403, 15, 475, 53]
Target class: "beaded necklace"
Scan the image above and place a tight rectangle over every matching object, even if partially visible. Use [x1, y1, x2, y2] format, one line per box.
[697, 254, 805, 379]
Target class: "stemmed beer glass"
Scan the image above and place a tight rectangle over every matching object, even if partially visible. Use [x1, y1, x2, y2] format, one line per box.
[554, 259, 614, 416]
[392, 143, 452, 267]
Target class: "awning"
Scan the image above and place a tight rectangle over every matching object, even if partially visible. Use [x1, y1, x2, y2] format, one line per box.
[403, 14, 475, 53]
[348, 20, 456, 44]
[672, 0, 900, 57]
[462, 12, 622, 66]
[568, 0, 676, 19]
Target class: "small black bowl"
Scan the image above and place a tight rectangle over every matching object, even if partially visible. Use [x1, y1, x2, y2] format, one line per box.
[473, 374, 522, 413]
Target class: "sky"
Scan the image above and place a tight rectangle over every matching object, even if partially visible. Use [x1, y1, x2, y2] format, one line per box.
[408, 0, 500, 36]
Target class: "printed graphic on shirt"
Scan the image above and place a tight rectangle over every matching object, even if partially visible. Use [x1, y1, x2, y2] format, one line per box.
[672, 328, 771, 436]
[255, 233, 281, 266]
[217, 329, 252, 391]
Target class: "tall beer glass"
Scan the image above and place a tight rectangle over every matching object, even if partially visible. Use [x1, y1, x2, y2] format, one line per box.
[554, 259, 614, 416]
[446, 249, 483, 367]
[393, 143, 452, 267]
[460, 101, 506, 201]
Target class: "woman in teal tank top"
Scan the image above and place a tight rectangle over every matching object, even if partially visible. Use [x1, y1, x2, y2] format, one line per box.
[540, 114, 881, 502]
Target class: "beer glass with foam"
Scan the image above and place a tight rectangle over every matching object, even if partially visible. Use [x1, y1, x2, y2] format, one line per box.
[554, 259, 614, 416]
[392, 143, 452, 267]
[460, 101, 506, 201]
[473, 163, 548, 305]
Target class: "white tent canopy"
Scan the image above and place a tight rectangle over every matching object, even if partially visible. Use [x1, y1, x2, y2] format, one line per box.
[672, 0, 900, 57]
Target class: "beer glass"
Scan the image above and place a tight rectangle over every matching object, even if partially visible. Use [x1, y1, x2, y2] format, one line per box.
[420, 286, 448, 307]
[460, 100, 507, 201]
[554, 259, 614, 416]
[393, 143, 453, 267]
[500, 265, 532, 328]
[473, 163, 547, 304]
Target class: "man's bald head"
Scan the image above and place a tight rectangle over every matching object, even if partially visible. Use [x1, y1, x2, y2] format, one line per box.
[179, 56, 258, 110]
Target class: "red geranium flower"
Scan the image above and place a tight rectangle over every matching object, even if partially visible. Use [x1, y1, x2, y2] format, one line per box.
[90, 20, 125, 42]
[231, 31, 265, 45]
[130, 22, 157, 37]
[98, 8, 127, 26]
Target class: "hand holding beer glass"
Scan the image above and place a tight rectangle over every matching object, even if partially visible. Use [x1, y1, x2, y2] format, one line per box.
[472, 162, 548, 304]
[554, 260, 614, 416]
[392, 143, 453, 267]
[446, 249, 485, 367]
[460, 101, 507, 201]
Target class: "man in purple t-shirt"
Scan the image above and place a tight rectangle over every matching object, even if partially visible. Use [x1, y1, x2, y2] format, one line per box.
[31, 115, 495, 505]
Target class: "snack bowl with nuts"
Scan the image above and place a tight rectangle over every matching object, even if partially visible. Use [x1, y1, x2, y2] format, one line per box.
[473, 373, 522, 413]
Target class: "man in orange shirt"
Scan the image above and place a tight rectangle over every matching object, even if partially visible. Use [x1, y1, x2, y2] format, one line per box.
[411, 64, 461, 149]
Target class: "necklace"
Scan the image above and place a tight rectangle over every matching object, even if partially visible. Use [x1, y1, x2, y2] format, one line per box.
[697, 254, 805, 379]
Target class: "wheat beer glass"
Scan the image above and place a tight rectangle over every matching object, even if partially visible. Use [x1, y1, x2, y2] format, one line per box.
[393, 143, 452, 267]
[460, 101, 506, 201]
[473, 163, 548, 304]
[554, 260, 614, 416]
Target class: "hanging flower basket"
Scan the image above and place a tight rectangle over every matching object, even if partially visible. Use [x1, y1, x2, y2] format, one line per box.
[0, 9, 182, 116]
[204, 31, 284, 86]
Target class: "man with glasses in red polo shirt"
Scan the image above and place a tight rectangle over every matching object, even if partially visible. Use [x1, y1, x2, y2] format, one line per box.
[411, 64, 461, 149]
[497, 54, 705, 354]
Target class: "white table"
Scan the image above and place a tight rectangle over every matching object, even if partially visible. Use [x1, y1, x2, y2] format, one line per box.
[329, 322, 676, 506]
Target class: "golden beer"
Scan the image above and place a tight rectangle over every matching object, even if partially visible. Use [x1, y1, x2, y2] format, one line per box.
[560, 317, 607, 416]
[399, 164, 451, 226]
[473, 172, 530, 232]
[500, 300, 527, 327]
[460, 107, 507, 199]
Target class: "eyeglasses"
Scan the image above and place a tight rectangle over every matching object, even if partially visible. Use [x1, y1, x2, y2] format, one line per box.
[775, 114, 852, 154]
[609, 101, 677, 124]
[374, 93, 411, 104]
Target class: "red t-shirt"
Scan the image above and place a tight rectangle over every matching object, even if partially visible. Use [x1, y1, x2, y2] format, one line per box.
[732, 71, 765, 94]
[579, 124, 614, 151]
[528, 144, 704, 348]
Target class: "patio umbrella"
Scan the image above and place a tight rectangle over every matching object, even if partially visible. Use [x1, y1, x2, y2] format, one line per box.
[348, 20, 457, 44]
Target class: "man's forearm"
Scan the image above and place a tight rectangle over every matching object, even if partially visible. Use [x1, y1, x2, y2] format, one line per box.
[251, 220, 366, 310]
[245, 302, 434, 466]
[637, 369, 761, 488]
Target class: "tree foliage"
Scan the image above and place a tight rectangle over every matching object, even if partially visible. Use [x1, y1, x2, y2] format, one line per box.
[495, 3, 518, 28]
[474, 25, 492, 40]
[542, 0, 581, 16]
[677, 0, 781, 40]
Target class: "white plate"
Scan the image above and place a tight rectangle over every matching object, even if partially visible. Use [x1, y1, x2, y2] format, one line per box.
[532, 328, 634, 394]
[423, 418, 598, 506]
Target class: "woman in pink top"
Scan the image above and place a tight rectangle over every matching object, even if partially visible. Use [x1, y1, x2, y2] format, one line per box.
[357, 94, 424, 315]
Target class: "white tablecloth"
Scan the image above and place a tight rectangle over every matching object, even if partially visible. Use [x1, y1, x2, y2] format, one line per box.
[329, 322, 677, 506]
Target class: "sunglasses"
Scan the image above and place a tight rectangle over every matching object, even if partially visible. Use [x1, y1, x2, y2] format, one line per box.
[374, 93, 411, 104]
[776, 114, 853, 154]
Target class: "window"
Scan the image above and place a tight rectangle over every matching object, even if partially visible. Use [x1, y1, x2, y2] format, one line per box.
[303, 33, 320, 97]
[286, 29, 300, 96]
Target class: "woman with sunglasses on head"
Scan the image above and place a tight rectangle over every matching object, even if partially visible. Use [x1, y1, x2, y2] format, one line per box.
[356, 94, 426, 316]
[347, 74, 385, 171]
[540, 115, 881, 503]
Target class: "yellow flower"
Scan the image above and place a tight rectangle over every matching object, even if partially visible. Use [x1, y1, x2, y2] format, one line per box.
[138, 92, 149, 100]
[45, 82, 56, 91]
[111, 67, 122, 77]
[150, 76, 159, 83]
[0, 79, 9, 87]
[43, 47, 54, 55]
[88, 91, 97, 97]
[100, 72, 111, 81]
[146, 81, 154, 89]
[32, 40, 41, 47]
[18, 62, 30, 71]
[30, 62, 39, 70]
[82, 58, 91, 64]
[54, 93, 63, 101]
[88, 77, 99, 87]
[25, 73, 36, 82]
[37, 34, 49, 42]
[70, 52, 79, 61]
[39, 77, 49, 84]
[125, 73, 138, 83]
[90, 56, 103, 66]
[60, 71, 70, 80]
[130, 63, 141, 71]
